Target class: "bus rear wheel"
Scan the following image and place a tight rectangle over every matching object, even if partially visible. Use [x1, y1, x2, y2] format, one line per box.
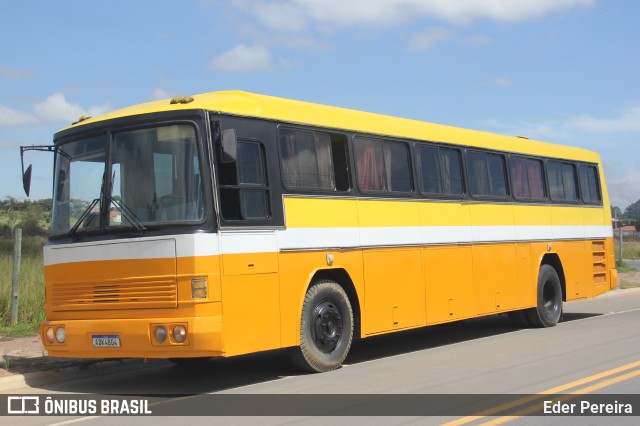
[526, 264, 563, 327]
[288, 280, 354, 373]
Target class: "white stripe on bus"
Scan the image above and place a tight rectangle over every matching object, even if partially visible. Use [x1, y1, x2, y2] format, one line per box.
[43, 225, 613, 265]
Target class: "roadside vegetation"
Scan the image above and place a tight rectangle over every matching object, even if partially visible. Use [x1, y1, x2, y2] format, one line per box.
[0, 197, 49, 336]
[615, 240, 640, 262]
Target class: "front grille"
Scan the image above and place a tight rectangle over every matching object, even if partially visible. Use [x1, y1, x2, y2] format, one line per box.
[48, 277, 177, 311]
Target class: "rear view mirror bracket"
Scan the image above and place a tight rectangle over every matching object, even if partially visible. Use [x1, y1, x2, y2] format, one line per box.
[20, 145, 57, 197]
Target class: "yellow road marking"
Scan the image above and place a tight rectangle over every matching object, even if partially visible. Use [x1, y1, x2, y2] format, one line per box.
[479, 368, 640, 425]
[443, 360, 640, 426]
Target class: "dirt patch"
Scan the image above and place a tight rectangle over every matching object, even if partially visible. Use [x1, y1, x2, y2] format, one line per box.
[619, 271, 640, 288]
[0, 335, 112, 378]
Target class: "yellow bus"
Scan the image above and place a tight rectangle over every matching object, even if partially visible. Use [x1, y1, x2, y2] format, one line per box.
[23, 91, 617, 372]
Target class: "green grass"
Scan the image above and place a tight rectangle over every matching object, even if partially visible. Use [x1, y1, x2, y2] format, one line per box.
[615, 240, 640, 261]
[616, 260, 637, 273]
[0, 322, 40, 337]
[0, 238, 45, 333]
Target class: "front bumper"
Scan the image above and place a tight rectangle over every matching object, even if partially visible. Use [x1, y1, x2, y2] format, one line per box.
[40, 315, 223, 359]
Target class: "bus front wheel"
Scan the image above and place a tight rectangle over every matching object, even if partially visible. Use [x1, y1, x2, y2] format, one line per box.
[526, 264, 563, 327]
[288, 280, 354, 373]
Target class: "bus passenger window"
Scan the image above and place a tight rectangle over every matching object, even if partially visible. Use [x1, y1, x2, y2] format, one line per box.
[417, 144, 463, 196]
[384, 141, 412, 192]
[509, 156, 545, 200]
[279, 128, 350, 192]
[579, 165, 601, 204]
[355, 137, 412, 193]
[355, 138, 385, 191]
[467, 151, 507, 198]
[218, 139, 270, 221]
[547, 161, 578, 202]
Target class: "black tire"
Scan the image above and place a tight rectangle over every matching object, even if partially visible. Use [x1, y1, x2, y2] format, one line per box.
[525, 264, 563, 327]
[288, 280, 354, 373]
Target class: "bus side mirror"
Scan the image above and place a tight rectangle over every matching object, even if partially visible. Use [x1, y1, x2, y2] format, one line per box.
[23, 164, 33, 197]
[221, 129, 237, 163]
[20, 144, 56, 198]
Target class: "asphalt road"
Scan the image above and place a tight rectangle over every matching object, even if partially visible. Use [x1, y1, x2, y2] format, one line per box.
[624, 259, 640, 270]
[4, 288, 640, 425]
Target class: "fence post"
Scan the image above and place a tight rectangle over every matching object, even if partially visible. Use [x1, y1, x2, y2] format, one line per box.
[618, 225, 623, 266]
[10, 227, 22, 326]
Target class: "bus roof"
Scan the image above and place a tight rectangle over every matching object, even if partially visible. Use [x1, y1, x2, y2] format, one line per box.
[62, 90, 600, 163]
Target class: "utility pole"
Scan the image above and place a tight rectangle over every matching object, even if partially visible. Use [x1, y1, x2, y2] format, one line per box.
[10, 227, 22, 325]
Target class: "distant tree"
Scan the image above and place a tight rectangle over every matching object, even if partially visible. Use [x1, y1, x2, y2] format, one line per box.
[623, 199, 640, 228]
[3, 196, 20, 229]
[21, 218, 48, 237]
[0, 224, 11, 238]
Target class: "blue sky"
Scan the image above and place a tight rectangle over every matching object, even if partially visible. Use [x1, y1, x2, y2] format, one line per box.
[2, 0, 639, 210]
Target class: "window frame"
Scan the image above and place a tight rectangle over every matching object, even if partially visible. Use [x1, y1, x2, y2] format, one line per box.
[217, 137, 272, 223]
[578, 163, 602, 205]
[277, 126, 351, 193]
[353, 135, 414, 195]
[465, 149, 509, 200]
[508, 155, 547, 202]
[414, 142, 465, 199]
[546, 159, 580, 204]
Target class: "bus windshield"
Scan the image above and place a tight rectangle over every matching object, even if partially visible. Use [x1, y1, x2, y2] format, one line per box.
[51, 124, 204, 235]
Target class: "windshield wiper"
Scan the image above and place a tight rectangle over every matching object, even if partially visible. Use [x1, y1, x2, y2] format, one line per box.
[67, 198, 100, 238]
[109, 196, 147, 234]
[66, 196, 147, 238]
[106, 169, 146, 234]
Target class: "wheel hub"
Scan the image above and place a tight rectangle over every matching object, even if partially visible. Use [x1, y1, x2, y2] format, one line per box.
[312, 301, 343, 353]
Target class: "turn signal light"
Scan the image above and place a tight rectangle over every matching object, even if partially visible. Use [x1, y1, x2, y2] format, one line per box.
[192, 278, 208, 299]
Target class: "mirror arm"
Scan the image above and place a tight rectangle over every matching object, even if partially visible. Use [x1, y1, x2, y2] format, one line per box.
[19, 145, 57, 197]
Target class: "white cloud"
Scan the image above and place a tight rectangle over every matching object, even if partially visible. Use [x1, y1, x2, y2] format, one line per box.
[483, 106, 640, 141]
[606, 168, 640, 210]
[0, 138, 15, 149]
[0, 93, 111, 128]
[251, 2, 309, 32]
[0, 65, 29, 80]
[490, 76, 513, 87]
[0, 105, 37, 127]
[151, 88, 172, 100]
[243, 0, 594, 30]
[409, 28, 452, 51]
[568, 107, 640, 133]
[210, 44, 274, 72]
[33, 93, 111, 124]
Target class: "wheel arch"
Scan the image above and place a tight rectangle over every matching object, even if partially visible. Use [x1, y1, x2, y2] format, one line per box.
[540, 253, 567, 302]
[309, 268, 362, 340]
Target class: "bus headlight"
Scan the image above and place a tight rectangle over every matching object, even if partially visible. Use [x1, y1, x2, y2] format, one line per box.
[172, 325, 187, 343]
[46, 328, 54, 344]
[55, 327, 66, 343]
[155, 326, 168, 344]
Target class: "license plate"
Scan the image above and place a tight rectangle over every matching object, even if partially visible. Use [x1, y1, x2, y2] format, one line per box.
[92, 335, 121, 348]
